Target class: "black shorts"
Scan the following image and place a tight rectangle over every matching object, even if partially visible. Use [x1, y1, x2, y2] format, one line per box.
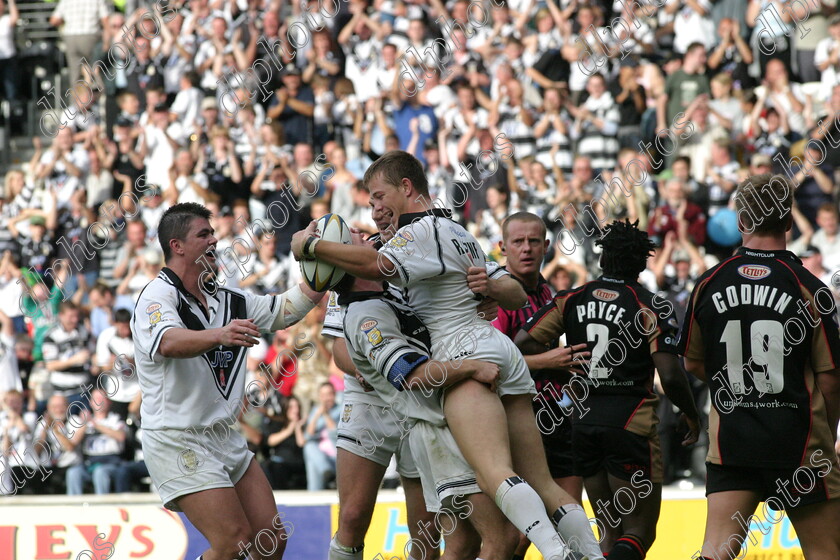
[542, 416, 575, 479]
[705, 462, 840, 510]
[572, 424, 663, 483]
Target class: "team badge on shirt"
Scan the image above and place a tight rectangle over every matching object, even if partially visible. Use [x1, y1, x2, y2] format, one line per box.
[146, 303, 162, 333]
[361, 319, 383, 345]
[342, 404, 353, 423]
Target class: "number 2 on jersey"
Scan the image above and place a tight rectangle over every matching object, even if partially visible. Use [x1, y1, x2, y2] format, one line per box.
[586, 323, 611, 379]
[720, 319, 784, 395]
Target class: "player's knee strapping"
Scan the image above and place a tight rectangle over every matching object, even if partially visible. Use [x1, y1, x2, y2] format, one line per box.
[552, 503, 605, 560]
[608, 534, 648, 560]
[329, 535, 364, 560]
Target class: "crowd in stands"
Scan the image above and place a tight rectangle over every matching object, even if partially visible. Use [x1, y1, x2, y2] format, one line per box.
[1, 0, 840, 495]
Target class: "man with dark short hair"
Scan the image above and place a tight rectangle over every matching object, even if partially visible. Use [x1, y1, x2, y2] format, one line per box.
[679, 174, 840, 560]
[131, 202, 325, 560]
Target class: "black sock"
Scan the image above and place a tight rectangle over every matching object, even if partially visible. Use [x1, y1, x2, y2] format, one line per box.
[608, 534, 646, 560]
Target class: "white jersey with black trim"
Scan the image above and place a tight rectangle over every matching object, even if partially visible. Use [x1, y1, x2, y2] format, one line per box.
[321, 251, 506, 405]
[378, 208, 509, 346]
[342, 291, 446, 426]
[131, 267, 283, 431]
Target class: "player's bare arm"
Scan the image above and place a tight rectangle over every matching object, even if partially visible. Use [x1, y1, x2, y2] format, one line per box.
[158, 318, 262, 358]
[815, 367, 840, 438]
[404, 358, 501, 394]
[652, 352, 701, 446]
[291, 221, 398, 281]
[683, 356, 707, 382]
[466, 266, 527, 310]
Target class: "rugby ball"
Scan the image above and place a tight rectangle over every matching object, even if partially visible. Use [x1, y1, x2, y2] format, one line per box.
[300, 213, 352, 291]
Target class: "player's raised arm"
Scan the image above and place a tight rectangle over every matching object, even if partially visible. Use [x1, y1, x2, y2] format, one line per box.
[467, 266, 527, 310]
[291, 221, 398, 281]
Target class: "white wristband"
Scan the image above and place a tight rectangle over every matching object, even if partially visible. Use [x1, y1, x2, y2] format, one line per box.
[272, 283, 318, 331]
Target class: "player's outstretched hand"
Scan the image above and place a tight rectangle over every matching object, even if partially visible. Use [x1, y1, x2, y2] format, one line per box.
[472, 361, 500, 393]
[678, 413, 701, 447]
[466, 266, 489, 296]
[476, 296, 499, 322]
[290, 221, 319, 261]
[547, 343, 591, 373]
[219, 319, 261, 347]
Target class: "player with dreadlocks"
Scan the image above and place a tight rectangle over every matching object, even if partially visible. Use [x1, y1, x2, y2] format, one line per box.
[516, 219, 701, 560]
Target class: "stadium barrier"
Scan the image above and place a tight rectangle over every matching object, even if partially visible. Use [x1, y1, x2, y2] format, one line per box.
[0, 489, 805, 559]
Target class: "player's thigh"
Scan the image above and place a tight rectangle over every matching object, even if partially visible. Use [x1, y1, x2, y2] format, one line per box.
[177, 487, 253, 552]
[234, 459, 289, 555]
[335, 448, 388, 539]
[402, 475, 439, 543]
[700, 490, 762, 560]
[787, 498, 840, 560]
[443, 380, 514, 490]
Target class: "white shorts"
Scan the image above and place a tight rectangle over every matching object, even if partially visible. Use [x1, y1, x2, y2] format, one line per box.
[143, 423, 253, 511]
[409, 421, 481, 513]
[434, 323, 536, 398]
[336, 400, 419, 478]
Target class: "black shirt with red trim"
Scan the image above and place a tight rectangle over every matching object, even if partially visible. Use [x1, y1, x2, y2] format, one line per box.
[524, 275, 678, 431]
[678, 247, 840, 468]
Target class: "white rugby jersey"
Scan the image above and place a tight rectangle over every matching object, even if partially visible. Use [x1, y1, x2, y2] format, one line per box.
[131, 268, 283, 431]
[342, 292, 446, 426]
[378, 208, 508, 342]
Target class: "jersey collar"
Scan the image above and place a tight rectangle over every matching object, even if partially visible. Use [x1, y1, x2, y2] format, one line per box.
[397, 207, 452, 229]
[736, 247, 801, 263]
[160, 267, 219, 314]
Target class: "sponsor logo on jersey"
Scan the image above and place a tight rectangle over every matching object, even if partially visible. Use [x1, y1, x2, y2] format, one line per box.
[146, 303, 161, 314]
[361, 319, 383, 345]
[148, 311, 162, 326]
[737, 264, 771, 280]
[328, 293, 337, 307]
[593, 289, 619, 301]
[449, 226, 466, 238]
[342, 403, 353, 423]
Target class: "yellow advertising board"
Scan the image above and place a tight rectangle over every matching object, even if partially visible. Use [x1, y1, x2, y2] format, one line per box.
[334, 497, 805, 560]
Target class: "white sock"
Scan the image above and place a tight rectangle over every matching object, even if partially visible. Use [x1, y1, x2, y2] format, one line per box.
[553, 504, 605, 560]
[329, 535, 364, 560]
[495, 477, 570, 560]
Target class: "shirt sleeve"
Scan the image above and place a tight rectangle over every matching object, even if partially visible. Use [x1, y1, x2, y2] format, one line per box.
[321, 292, 345, 339]
[677, 281, 705, 360]
[241, 289, 282, 333]
[523, 297, 567, 345]
[345, 300, 429, 391]
[378, 217, 449, 287]
[132, 283, 185, 363]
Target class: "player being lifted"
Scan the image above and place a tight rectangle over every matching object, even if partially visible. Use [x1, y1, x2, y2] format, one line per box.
[292, 151, 605, 560]
[516, 219, 701, 560]
[678, 174, 840, 560]
[489, 212, 589, 560]
[131, 203, 325, 560]
[332, 231, 526, 560]
[321, 211, 512, 560]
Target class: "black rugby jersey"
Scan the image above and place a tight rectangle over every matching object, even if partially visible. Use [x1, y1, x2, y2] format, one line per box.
[525, 275, 678, 434]
[678, 247, 840, 468]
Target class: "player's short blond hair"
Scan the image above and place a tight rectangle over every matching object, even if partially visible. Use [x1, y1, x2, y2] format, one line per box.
[733, 173, 793, 235]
